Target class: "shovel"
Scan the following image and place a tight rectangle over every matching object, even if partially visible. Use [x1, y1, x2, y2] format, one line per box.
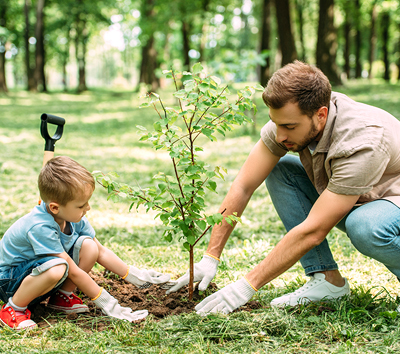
[39, 113, 66, 204]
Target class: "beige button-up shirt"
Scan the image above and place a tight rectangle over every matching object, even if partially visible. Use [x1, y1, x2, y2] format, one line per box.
[261, 92, 400, 207]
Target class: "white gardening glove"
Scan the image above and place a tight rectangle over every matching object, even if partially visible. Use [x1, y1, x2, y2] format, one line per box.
[93, 288, 148, 321]
[166, 255, 219, 294]
[195, 278, 256, 315]
[124, 266, 172, 289]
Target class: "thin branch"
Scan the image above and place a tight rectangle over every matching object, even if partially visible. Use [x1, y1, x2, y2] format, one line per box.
[193, 208, 227, 247]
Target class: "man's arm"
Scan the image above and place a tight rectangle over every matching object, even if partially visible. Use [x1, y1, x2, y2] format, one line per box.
[246, 189, 360, 288]
[207, 139, 280, 258]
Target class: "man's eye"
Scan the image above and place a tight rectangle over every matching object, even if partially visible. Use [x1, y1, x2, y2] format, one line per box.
[286, 126, 295, 130]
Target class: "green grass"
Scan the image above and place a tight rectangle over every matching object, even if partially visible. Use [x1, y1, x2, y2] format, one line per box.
[0, 81, 399, 353]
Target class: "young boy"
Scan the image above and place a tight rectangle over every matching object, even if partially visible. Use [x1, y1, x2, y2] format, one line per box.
[0, 156, 172, 330]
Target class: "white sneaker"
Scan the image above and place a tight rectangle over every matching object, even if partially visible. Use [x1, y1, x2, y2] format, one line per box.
[270, 273, 350, 307]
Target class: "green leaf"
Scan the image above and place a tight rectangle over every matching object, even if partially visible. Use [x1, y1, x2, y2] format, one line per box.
[183, 242, 191, 251]
[208, 180, 217, 191]
[187, 235, 196, 245]
[174, 89, 187, 99]
[195, 219, 207, 230]
[139, 102, 150, 108]
[213, 213, 224, 225]
[192, 62, 203, 74]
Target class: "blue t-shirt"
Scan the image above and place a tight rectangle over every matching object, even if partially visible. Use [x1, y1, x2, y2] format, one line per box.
[0, 202, 95, 270]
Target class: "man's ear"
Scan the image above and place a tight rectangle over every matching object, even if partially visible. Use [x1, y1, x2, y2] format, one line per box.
[317, 106, 328, 122]
[48, 201, 60, 215]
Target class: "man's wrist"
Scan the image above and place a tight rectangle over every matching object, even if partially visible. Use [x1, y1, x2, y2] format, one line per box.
[205, 252, 220, 262]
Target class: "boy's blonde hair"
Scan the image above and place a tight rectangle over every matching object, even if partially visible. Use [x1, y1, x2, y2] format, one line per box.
[38, 156, 95, 205]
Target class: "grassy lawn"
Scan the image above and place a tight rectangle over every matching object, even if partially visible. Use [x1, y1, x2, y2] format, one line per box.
[0, 80, 399, 353]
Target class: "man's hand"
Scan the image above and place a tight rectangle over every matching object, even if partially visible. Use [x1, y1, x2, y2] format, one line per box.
[93, 288, 148, 322]
[125, 266, 172, 289]
[195, 278, 256, 315]
[166, 255, 219, 294]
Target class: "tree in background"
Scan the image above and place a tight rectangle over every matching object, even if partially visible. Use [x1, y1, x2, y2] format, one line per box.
[0, 0, 8, 92]
[34, 0, 46, 92]
[369, 0, 378, 79]
[274, 0, 297, 66]
[316, 0, 342, 85]
[258, 0, 271, 86]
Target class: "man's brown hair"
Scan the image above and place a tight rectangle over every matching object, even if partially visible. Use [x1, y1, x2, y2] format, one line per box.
[262, 60, 331, 117]
[38, 156, 95, 205]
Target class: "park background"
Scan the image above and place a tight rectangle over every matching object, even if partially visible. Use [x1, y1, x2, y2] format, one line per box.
[1, 0, 400, 353]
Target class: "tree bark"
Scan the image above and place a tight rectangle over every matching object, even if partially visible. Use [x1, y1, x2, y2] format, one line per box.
[24, 0, 35, 90]
[382, 12, 390, 81]
[294, 0, 306, 61]
[258, 0, 271, 86]
[368, 1, 377, 79]
[316, 0, 341, 85]
[343, 7, 351, 79]
[34, 0, 46, 92]
[139, 0, 159, 91]
[139, 34, 159, 91]
[354, 0, 362, 78]
[274, 0, 297, 66]
[0, 1, 8, 92]
[182, 20, 190, 71]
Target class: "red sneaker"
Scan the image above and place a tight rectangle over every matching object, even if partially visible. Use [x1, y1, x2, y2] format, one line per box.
[47, 292, 89, 314]
[0, 304, 37, 330]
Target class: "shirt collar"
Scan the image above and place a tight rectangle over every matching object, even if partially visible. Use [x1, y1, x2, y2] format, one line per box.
[313, 100, 337, 154]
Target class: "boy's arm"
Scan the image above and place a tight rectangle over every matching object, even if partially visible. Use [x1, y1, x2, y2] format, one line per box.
[51, 251, 100, 298]
[93, 237, 172, 287]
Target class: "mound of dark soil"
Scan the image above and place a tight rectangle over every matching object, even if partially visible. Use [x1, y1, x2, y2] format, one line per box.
[29, 271, 264, 330]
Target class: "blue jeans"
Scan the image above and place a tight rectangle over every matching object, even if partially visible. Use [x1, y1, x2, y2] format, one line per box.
[265, 154, 400, 279]
[0, 235, 92, 305]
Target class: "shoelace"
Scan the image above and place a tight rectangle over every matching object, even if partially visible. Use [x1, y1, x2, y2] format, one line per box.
[292, 276, 323, 295]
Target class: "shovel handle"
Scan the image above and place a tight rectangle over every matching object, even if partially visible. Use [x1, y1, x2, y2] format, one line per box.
[40, 113, 65, 153]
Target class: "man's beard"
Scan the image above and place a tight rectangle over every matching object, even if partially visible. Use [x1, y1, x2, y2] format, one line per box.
[286, 120, 320, 152]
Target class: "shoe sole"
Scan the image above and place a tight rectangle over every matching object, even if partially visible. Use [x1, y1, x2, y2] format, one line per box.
[0, 318, 37, 330]
[46, 305, 89, 314]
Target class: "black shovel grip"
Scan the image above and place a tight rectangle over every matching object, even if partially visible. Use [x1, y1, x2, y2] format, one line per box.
[40, 113, 66, 152]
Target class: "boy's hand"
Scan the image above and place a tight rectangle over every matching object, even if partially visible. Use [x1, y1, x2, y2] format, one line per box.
[93, 288, 148, 322]
[125, 266, 172, 289]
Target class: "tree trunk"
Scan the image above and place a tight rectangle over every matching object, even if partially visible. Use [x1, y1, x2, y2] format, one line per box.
[258, 0, 271, 86]
[34, 0, 46, 92]
[274, 0, 297, 66]
[294, 0, 306, 61]
[139, 0, 159, 91]
[198, 0, 210, 63]
[0, 2, 7, 92]
[382, 12, 390, 81]
[354, 0, 362, 78]
[139, 34, 159, 91]
[75, 12, 88, 93]
[316, 0, 341, 85]
[182, 21, 190, 71]
[368, 1, 377, 79]
[343, 8, 351, 79]
[24, 0, 35, 90]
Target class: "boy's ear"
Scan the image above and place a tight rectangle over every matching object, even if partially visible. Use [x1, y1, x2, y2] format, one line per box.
[48, 202, 60, 215]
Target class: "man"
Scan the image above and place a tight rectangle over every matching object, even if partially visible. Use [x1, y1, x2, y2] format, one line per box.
[167, 61, 400, 315]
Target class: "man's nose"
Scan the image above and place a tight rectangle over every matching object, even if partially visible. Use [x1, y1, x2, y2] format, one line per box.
[275, 127, 287, 143]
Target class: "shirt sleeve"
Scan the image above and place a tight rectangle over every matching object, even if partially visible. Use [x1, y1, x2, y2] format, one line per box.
[27, 224, 65, 255]
[327, 146, 391, 195]
[76, 216, 96, 239]
[260, 121, 288, 157]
